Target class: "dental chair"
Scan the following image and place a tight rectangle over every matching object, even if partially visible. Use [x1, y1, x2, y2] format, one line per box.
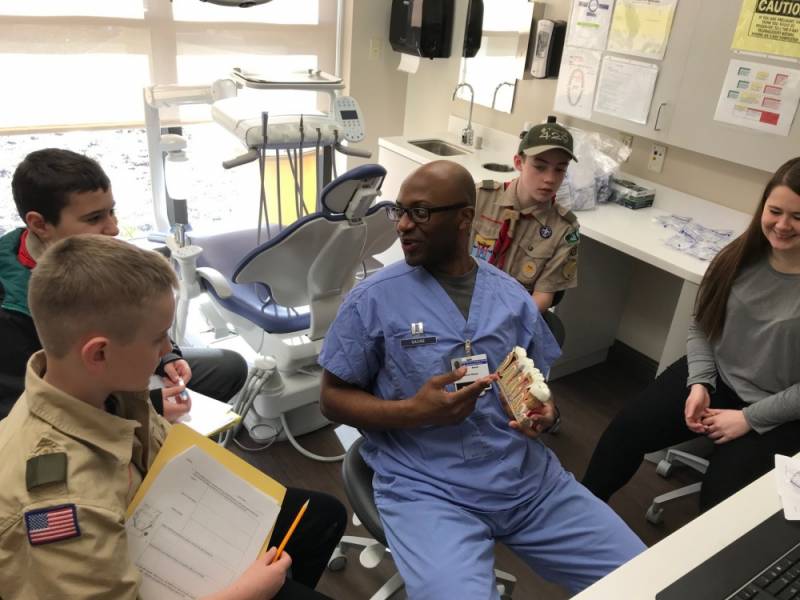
[331, 437, 517, 600]
[188, 164, 397, 448]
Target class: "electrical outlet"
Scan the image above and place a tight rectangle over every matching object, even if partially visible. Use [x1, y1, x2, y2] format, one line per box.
[648, 143, 666, 173]
[369, 37, 383, 61]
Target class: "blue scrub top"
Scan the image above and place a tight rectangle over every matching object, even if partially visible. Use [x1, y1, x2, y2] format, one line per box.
[319, 259, 562, 511]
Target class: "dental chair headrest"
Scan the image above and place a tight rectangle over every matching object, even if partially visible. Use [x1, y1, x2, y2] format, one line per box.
[321, 163, 386, 221]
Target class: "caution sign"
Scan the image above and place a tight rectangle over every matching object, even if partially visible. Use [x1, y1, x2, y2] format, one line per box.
[732, 0, 800, 59]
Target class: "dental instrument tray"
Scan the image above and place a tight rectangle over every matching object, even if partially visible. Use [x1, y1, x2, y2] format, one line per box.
[213, 98, 343, 150]
[231, 68, 343, 90]
[610, 177, 656, 210]
[496, 347, 551, 429]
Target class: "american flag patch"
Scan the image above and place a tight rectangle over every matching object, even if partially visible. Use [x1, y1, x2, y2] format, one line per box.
[24, 504, 80, 546]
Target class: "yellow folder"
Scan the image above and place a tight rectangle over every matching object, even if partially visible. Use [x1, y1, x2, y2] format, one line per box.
[127, 423, 286, 555]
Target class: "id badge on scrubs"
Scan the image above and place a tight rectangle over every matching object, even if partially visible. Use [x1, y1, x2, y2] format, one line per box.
[449, 353, 491, 395]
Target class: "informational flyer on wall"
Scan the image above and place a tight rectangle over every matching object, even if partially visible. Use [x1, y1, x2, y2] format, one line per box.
[606, 0, 678, 60]
[594, 55, 659, 124]
[714, 58, 800, 135]
[566, 0, 616, 50]
[554, 47, 603, 119]
[732, 0, 800, 59]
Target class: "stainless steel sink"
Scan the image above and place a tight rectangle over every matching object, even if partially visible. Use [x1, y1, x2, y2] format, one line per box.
[408, 139, 469, 156]
[483, 162, 514, 172]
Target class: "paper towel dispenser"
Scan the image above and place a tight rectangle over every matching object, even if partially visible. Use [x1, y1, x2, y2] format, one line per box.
[462, 0, 483, 58]
[390, 0, 454, 59]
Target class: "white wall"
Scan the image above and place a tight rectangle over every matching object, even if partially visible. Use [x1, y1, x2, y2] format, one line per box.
[401, 0, 468, 136]
[342, 0, 408, 166]
[345, 0, 773, 362]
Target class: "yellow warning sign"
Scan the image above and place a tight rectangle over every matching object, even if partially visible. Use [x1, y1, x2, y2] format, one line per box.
[732, 0, 800, 59]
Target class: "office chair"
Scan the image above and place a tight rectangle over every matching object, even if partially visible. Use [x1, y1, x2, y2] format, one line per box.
[541, 289, 566, 348]
[645, 437, 713, 524]
[330, 437, 518, 600]
[537, 289, 566, 434]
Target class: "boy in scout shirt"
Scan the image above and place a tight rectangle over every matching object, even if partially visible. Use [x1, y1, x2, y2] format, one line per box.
[0, 236, 330, 600]
[470, 120, 580, 311]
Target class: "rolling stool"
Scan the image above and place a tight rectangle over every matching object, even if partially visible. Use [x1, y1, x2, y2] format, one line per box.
[329, 437, 517, 599]
[645, 440, 711, 524]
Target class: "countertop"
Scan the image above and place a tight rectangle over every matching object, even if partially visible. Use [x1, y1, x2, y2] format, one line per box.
[377, 133, 752, 284]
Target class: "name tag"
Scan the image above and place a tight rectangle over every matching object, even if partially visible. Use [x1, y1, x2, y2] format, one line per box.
[450, 353, 490, 393]
[401, 336, 438, 348]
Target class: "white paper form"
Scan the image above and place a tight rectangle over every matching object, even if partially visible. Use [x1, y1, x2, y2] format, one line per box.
[593, 55, 659, 124]
[126, 446, 281, 600]
[567, 0, 616, 50]
[606, 0, 678, 60]
[176, 390, 240, 437]
[714, 58, 800, 136]
[554, 47, 603, 119]
[775, 454, 800, 520]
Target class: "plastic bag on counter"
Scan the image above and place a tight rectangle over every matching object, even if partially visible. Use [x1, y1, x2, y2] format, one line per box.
[658, 213, 735, 262]
[555, 127, 631, 211]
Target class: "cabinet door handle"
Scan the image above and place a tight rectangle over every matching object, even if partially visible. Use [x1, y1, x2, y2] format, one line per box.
[654, 102, 667, 131]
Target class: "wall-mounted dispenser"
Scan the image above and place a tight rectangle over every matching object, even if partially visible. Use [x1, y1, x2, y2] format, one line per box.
[462, 0, 483, 58]
[529, 19, 566, 79]
[390, 0, 455, 59]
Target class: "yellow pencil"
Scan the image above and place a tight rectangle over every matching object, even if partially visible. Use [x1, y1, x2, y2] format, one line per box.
[271, 499, 309, 563]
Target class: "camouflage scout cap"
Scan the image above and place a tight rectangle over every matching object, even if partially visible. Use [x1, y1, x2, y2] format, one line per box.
[518, 121, 578, 162]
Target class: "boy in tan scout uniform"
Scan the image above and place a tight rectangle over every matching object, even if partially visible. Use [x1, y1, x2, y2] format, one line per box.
[0, 236, 309, 600]
[470, 120, 580, 312]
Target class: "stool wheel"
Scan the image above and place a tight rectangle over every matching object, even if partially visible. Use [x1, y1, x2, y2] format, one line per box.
[327, 548, 347, 572]
[646, 504, 664, 525]
[656, 459, 674, 478]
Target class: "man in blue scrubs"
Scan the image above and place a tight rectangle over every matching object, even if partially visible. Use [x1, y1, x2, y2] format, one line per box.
[319, 160, 644, 599]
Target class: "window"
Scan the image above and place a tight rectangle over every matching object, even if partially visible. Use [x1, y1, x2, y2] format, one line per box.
[0, 1, 337, 237]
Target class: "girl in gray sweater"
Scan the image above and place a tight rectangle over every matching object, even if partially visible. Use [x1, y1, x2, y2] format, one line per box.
[582, 156, 800, 512]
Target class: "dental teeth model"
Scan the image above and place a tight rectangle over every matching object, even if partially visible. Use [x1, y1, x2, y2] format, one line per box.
[495, 347, 551, 428]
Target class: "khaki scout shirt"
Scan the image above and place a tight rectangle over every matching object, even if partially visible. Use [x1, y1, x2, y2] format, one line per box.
[0, 352, 170, 600]
[470, 179, 580, 293]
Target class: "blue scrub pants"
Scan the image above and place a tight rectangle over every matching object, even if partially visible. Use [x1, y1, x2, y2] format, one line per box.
[375, 469, 645, 599]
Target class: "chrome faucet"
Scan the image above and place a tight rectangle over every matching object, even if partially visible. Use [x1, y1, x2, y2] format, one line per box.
[491, 81, 515, 110]
[452, 82, 475, 146]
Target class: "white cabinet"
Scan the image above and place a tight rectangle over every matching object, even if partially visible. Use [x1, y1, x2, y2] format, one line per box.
[561, 0, 702, 141]
[667, 2, 800, 172]
[375, 145, 423, 266]
[560, 0, 800, 172]
[377, 146, 424, 203]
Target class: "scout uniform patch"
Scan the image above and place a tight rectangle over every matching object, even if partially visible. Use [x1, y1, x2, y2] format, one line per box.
[26, 452, 67, 490]
[522, 261, 537, 278]
[25, 504, 81, 546]
[562, 260, 578, 280]
[565, 230, 580, 245]
[539, 225, 552, 239]
[471, 233, 495, 261]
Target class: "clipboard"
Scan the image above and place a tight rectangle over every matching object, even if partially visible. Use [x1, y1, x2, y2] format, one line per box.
[127, 423, 286, 556]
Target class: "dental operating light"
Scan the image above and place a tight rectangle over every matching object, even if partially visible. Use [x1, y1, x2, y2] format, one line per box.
[199, 0, 273, 6]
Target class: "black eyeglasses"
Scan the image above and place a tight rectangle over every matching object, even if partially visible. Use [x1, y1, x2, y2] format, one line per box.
[385, 202, 468, 224]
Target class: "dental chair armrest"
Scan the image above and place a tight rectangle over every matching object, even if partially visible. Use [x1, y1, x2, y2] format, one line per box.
[196, 267, 233, 298]
[335, 142, 372, 159]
